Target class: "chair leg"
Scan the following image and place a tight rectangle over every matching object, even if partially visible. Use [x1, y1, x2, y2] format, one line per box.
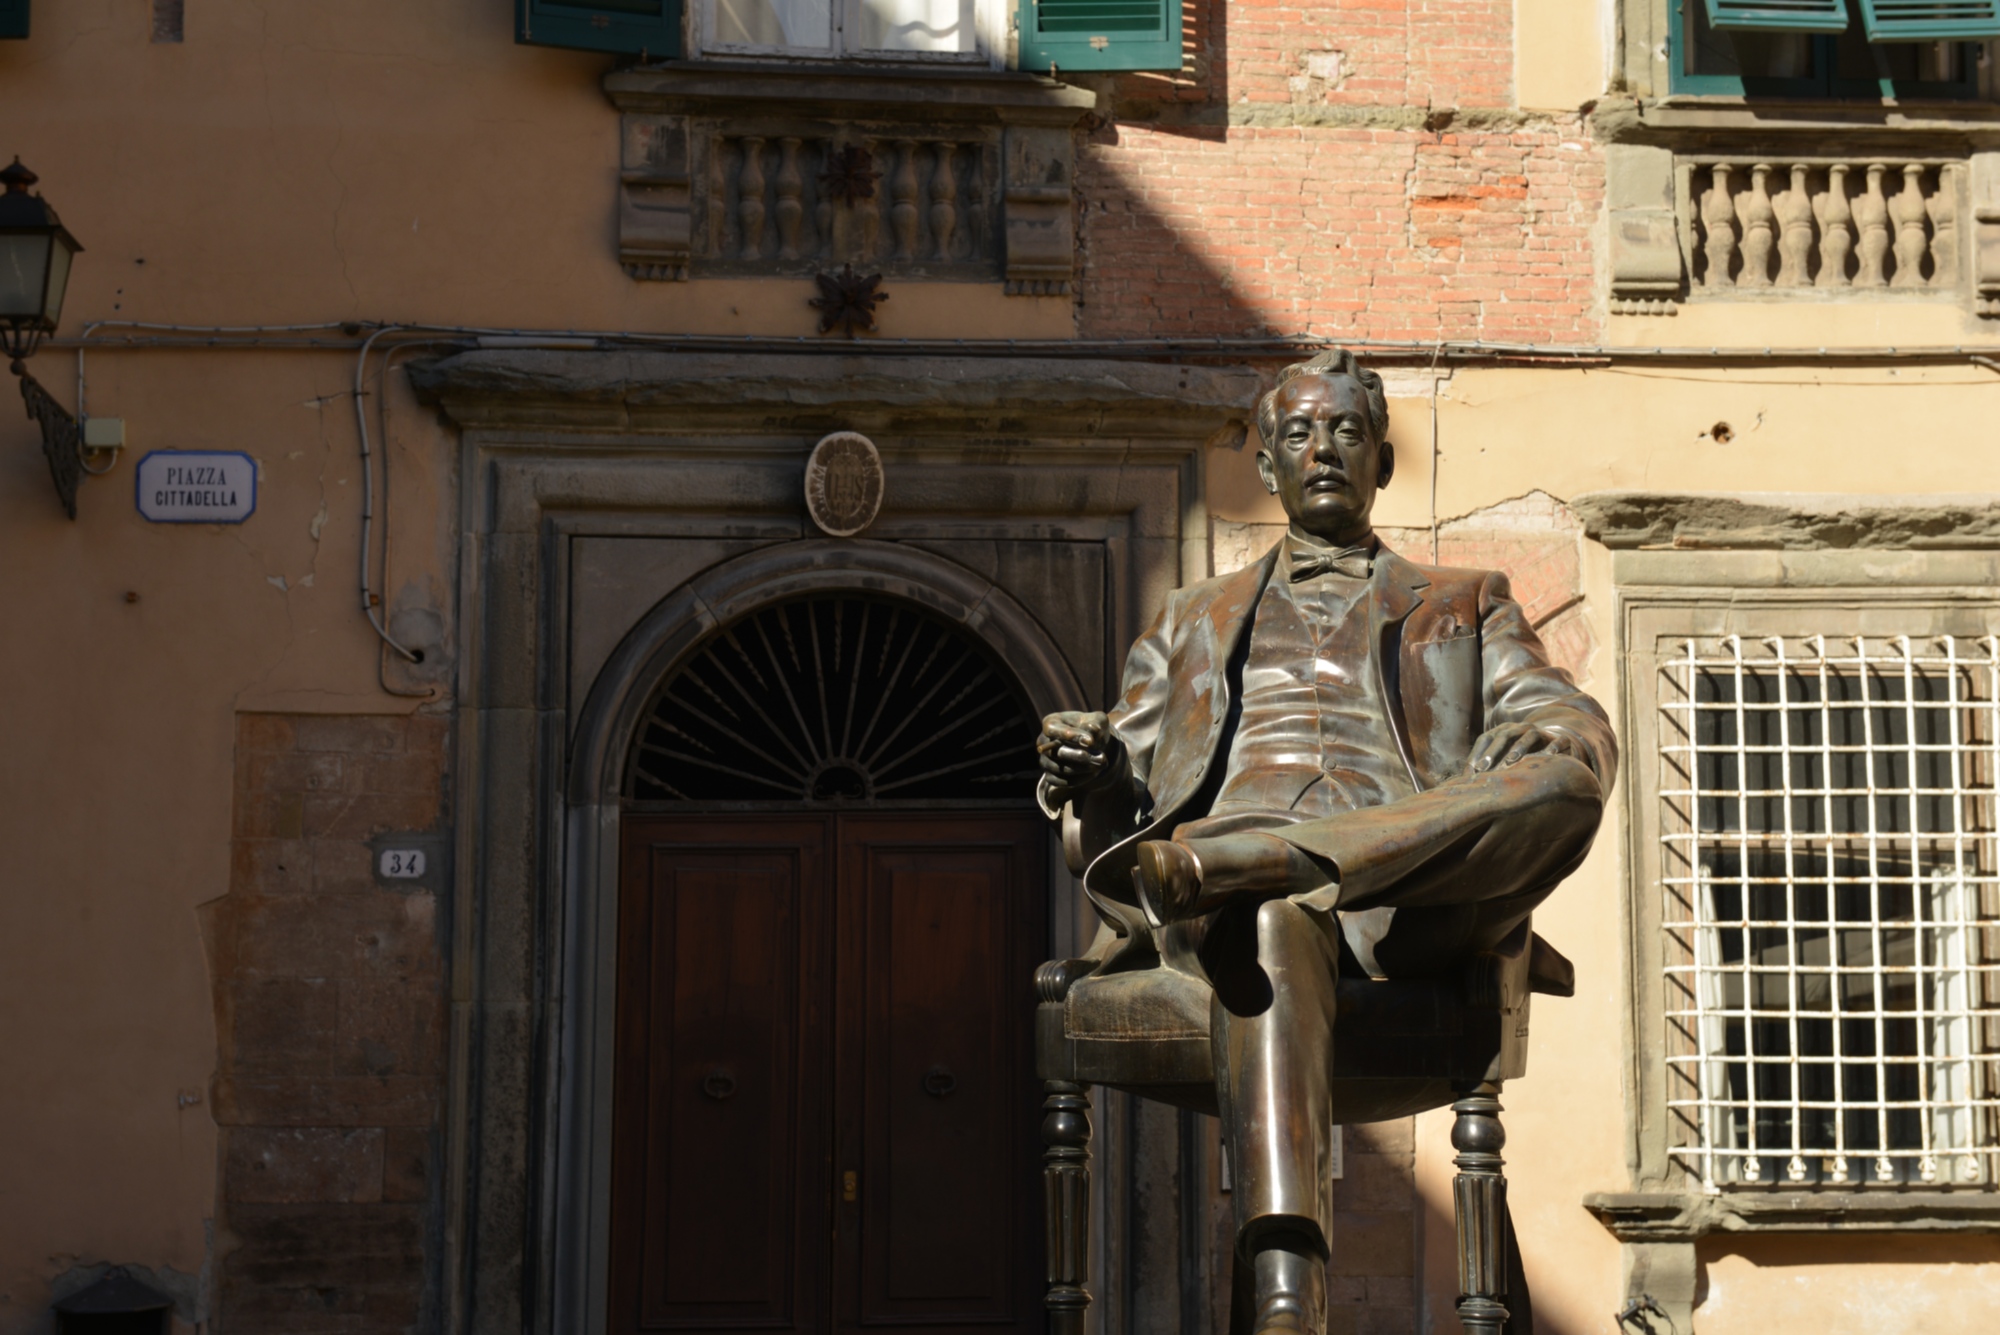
[1042, 1080, 1092, 1335]
[1451, 1082, 1510, 1335]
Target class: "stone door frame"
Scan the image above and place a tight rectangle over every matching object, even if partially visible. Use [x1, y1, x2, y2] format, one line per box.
[419, 350, 1258, 1335]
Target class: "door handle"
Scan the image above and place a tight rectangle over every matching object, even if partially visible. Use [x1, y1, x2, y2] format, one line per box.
[842, 1170, 858, 1202]
[922, 1065, 956, 1098]
[702, 1068, 737, 1100]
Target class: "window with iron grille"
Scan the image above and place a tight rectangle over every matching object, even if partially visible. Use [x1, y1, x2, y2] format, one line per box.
[1658, 634, 2000, 1192]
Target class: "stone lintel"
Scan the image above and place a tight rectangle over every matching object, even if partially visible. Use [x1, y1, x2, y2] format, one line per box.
[1585, 1189, 2000, 1239]
[409, 349, 1260, 436]
[1572, 490, 2000, 551]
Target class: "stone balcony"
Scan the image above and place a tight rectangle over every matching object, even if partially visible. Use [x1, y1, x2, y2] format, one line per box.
[1598, 100, 2000, 320]
[602, 63, 1095, 295]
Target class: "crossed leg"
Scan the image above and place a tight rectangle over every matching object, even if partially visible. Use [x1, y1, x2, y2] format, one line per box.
[1188, 754, 1604, 1335]
[1157, 752, 1604, 973]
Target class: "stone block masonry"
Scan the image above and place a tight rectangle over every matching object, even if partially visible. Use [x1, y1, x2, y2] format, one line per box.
[204, 713, 449, 1335]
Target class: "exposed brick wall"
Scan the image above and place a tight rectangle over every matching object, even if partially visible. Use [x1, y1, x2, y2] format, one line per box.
[1194, 1117, 1420, 1335]
[1078, 0, 1603, 343]
[204, 714, 449, 1335]
[1328, 1120, 1418, 1335]
[1112, 0, 1516, 113]
[1078, 122, 1602, 342]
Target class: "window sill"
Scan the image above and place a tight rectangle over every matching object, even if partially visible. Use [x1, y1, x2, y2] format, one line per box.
[1594, 93, 2000, 151]
[1585, 1189, 2000, 1239]
[604, 59, 1098, 122]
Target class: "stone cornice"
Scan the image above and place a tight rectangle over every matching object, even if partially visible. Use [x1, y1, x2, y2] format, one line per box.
[1571, 490, 2000, 551]
[408, 349, 1258, 437]
[604, 61, 1097, 126]
[1585, 1189, 2000, 1239]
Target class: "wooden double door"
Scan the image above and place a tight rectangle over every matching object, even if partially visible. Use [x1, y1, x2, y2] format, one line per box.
[609, 812, 1046, 1335]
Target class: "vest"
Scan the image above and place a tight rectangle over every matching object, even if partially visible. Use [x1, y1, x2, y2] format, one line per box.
[1209, 563, 1416, 818]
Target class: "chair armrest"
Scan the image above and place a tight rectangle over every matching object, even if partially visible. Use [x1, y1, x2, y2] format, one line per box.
[1035, 957, 1101, 1003]
[1462, 922, 1533, 1010]
[1035, 924, 1119, 1003]
[1037, 762, 1147, 881]
[1061, 802, 1086, 879]
[1527, 933, 1575, 997]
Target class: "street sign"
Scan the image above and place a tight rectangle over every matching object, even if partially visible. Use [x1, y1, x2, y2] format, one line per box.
[135, 450, 257, 524]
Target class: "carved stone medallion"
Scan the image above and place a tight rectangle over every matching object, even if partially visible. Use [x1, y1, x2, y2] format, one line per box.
[804, 431, 884, 537]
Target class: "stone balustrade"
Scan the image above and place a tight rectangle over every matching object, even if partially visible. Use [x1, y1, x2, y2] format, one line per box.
[1684, 157, 1962, 293]
[1606, 142, 2000, 317]
[605, 67, 1094, 296]
[702, 132, 997, 276]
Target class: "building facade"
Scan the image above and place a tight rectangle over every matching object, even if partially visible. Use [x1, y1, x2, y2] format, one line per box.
[1, 1, 1998, 1333]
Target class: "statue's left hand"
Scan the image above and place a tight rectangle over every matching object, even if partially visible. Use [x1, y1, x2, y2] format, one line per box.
[1467, 722, 1581, 774]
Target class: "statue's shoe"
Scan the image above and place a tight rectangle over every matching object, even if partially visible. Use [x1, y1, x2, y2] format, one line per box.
[1134, 839, 1201, 927]
[1248, 1248, 1326, 1335]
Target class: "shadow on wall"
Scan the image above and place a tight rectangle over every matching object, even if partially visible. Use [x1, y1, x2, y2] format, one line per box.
[1414, 1177, 1597, 1335]
[1078, 122, 1603, 344]
[1071, 0, 1603, 344]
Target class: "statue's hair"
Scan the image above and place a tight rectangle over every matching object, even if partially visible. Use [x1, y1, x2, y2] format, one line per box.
[1255, 348, 1389, 447]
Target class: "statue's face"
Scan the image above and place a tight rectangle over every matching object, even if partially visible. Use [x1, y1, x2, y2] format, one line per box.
[1256, 373, 1393, 543]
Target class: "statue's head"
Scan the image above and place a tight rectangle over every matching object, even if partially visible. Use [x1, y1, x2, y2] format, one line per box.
[1254, 349, 1392, 546]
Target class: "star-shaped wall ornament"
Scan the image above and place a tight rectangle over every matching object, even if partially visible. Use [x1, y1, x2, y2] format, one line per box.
[810, 265, 888, 337]
[818, 145, 881, 206]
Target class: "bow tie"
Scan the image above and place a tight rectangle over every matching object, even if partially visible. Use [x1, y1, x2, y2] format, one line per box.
[1289, 546, 1374, 582]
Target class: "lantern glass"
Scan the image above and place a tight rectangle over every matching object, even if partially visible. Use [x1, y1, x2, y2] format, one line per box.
[0, 231, 52, 325]
[41, 230, 73, 326]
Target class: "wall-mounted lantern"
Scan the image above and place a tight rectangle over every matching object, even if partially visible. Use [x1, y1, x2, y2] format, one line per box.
[0, 158, 79, 365]
[0, 156, 100, 517]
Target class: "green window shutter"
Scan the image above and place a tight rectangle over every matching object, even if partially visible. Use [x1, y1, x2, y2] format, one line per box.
[1018, 0, 1183, 72]
[1858, 0, 2000, 37]
[0, 0, 28, 40]
[1702, 0, 1849, 29]
[516, 0, 681, 56]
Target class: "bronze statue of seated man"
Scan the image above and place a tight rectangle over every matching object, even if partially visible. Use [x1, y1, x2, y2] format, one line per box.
[1035, 349, 1615, 1335]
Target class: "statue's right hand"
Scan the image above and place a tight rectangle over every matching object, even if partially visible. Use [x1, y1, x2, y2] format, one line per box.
[1037, 711, 1119, 794]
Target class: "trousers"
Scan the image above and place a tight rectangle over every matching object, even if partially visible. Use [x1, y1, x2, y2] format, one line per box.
[1185, 752, 1604, 1257]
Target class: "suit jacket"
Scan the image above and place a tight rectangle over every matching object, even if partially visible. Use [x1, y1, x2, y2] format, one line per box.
[1065, 537, 1617, 973]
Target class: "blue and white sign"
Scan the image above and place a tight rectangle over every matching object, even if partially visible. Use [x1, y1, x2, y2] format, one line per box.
[135, 450, 258, 524]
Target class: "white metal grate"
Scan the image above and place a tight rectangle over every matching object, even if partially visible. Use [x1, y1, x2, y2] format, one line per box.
[1659, 635, 2000, 1192]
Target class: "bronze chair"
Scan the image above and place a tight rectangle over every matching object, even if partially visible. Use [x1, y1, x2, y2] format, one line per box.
[1034, 843, 1575, 1335]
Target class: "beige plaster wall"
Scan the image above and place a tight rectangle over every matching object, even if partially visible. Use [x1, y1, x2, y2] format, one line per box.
[1516, 0, 1609, 110]
[1607, 301, 2000, 351]
[1696, 1235, 2000, 1332]
[0, 345, 457, 1329]
[0, 2, 1071, 342]
[1209, 366, 2000, 540]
